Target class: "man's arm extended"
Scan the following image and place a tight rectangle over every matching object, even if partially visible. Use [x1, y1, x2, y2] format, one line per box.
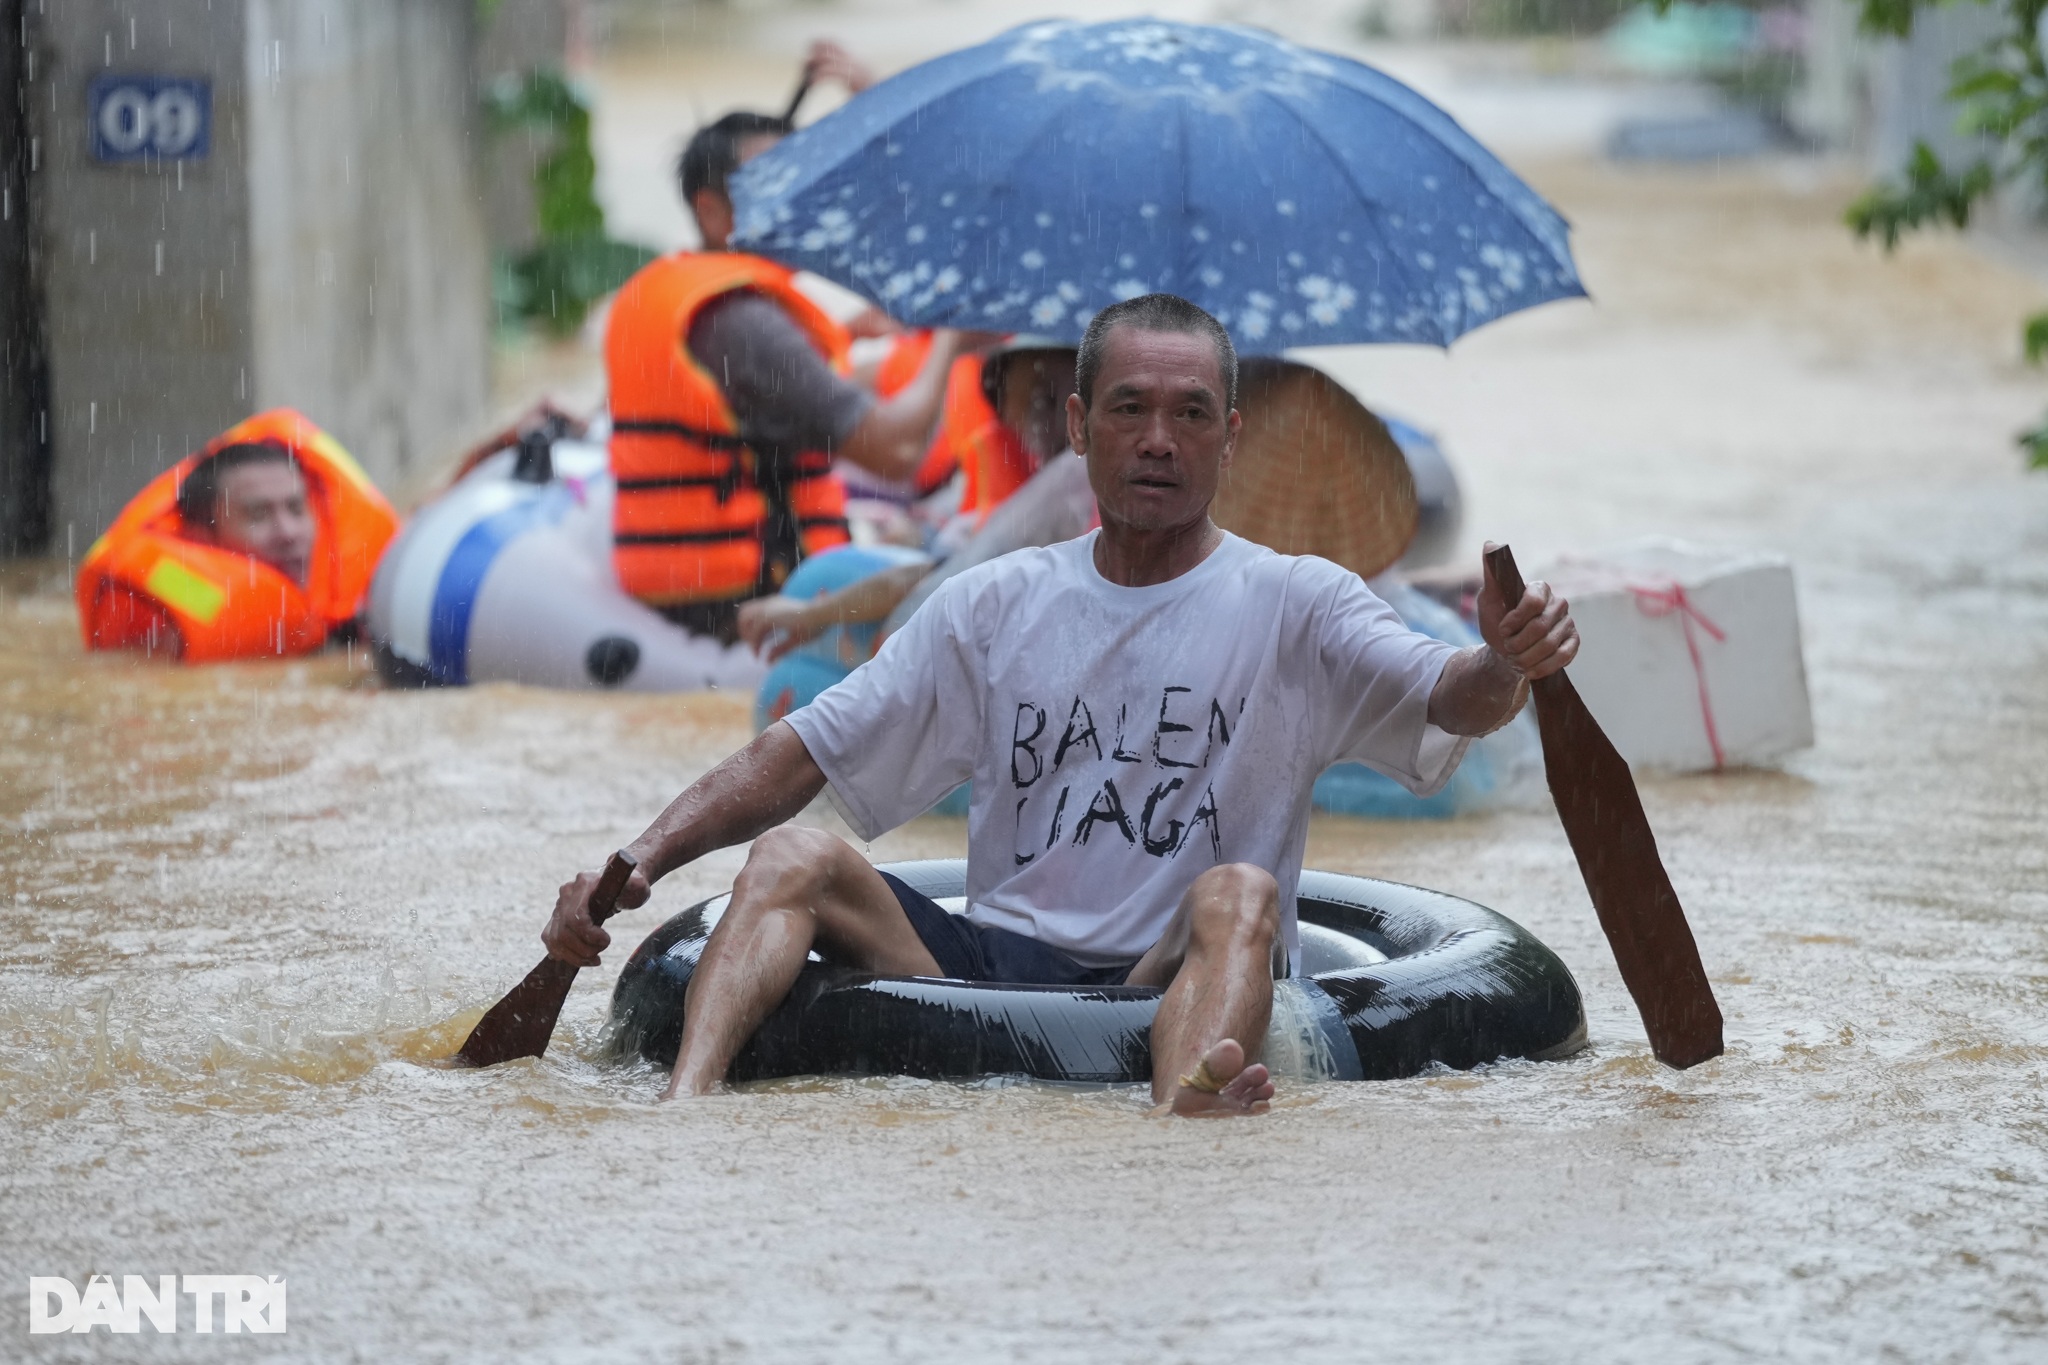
[541, 722, 826, 966]
[734, 560, 929, 662]
[1426, 542, 1579, 737]
[833, 330, 975, 483]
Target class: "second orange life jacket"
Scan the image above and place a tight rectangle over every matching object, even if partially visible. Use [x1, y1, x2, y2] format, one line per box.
[937, 353, 1042, 528]
[872, 331, 967, 501]
[605, 251, 854, 606]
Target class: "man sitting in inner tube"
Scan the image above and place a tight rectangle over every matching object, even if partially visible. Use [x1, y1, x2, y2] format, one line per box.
[76, 409, 397, 662]
[541, 295, 1581, 1116]
[606, 55, 984, 647]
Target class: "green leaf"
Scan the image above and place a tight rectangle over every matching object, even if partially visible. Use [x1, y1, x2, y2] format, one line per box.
[2026, 313, 2048, 365]
[499, 237, 660, 336]
[2021, 413, 2048, 470]
[1947, 68, 2021, 101]
[1845, 144, 1997, 249]
[483, 66, 659, 336]
[1857, 0, 1921, 38]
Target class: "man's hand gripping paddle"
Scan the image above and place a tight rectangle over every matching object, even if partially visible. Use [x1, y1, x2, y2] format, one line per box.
[453, 850, 638, 1068]
[1486, 545, 1724, 1069]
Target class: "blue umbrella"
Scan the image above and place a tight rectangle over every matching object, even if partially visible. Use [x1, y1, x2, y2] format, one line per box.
[731, 18, 1584, 352]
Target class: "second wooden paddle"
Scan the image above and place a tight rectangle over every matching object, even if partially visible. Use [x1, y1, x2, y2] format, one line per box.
[1487, 544, 1724, 1070]
[453, 850, 638, 1068]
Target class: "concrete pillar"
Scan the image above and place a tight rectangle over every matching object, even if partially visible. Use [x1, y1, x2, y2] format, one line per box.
[0, 0, 51, 553]
[20, 0, 490, 552]
[26, 0, 254, 554]
[242, 0, 490, 495]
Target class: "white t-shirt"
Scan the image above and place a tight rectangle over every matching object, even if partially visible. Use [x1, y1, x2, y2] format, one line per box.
[784, 531, 1467, 970]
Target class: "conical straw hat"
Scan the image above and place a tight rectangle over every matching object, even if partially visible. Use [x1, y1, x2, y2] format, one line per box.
[1213, 358, 1418, 580]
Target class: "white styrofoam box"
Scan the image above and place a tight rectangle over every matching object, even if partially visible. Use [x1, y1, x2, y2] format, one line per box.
[1537, 539, 1814, 773]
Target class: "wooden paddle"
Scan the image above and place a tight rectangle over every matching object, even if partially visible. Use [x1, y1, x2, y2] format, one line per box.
[1486, 545, 1724, 1070]
[452, 850, 638, 1068]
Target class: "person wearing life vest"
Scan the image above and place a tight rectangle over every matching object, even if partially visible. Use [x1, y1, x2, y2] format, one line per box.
[76, 410, 398, 662]
[836, 329, 978, 534]
[735, 340, 1080, 664]
[607, 59, 981, 644]
[934, 341, 1078, 544]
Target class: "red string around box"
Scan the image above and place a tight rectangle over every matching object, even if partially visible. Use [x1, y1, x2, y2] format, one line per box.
[1625, 580, 1727, 769]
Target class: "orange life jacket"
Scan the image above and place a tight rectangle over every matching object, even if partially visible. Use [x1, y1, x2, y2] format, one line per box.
[606, 251, 854, 606]
[76, 409, 398, 662]
[873, 331, 962, 501]
[938, 354, 1042, 527]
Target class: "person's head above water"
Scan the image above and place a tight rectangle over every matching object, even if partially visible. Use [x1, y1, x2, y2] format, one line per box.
[987, 347, 1079, 463]
[676, 110, 792, 251]
[176, 442, 316, 585]
[1066, 293, 1242, 539]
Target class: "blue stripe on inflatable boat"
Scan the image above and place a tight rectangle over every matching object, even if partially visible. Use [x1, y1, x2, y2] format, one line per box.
[426, 488, 571, 686]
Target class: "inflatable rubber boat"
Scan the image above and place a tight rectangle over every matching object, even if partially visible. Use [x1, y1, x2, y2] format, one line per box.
[604, 860, 1586, 1084]
[366, 425, 767, 693]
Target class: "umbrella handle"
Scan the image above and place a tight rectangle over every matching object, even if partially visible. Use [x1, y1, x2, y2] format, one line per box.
[781, 74, 813, 126]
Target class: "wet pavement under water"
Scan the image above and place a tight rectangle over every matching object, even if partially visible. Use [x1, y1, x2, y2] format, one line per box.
[6, 152, 2048, 1360]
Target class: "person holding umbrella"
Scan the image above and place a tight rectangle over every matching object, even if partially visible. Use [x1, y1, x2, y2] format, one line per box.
[603, 41, 981, 644]
[543, 293, 1579, 1115]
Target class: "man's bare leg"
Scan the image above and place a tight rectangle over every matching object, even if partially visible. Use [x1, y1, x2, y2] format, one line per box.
[663, 826, 941, 1099]
[1126, 863, 1280, 1116]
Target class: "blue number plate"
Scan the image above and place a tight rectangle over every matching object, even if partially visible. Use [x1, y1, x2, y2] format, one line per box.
[88, 75, 212, 163]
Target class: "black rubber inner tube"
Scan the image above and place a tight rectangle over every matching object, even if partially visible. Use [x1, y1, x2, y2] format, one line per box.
[604, 860, 1587, 1084]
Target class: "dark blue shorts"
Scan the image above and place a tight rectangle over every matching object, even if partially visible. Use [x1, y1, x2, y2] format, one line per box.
[880, 871, 1137, 987]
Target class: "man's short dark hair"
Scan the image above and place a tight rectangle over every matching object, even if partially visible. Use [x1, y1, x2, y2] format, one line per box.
[1075, 294, 1239, 411]
[175, 441, 298, 529]
[676, 110, 792, 204]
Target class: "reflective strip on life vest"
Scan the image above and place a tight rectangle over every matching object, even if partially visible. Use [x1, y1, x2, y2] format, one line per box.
[143, 557, 228, 625]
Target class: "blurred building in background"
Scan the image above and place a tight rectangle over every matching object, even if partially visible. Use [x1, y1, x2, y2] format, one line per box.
[0, 0, 561, 555]
[1797, 0, 2006, 173]
[0, 0, 2032, 557]
[480, 0, 577, 270]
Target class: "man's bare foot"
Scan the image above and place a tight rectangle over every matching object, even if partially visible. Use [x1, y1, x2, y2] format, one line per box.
[1167, 1038, 1275, 1117]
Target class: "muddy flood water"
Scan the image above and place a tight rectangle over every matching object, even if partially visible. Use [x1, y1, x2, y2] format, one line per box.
[8, 83, 2048, 1365]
